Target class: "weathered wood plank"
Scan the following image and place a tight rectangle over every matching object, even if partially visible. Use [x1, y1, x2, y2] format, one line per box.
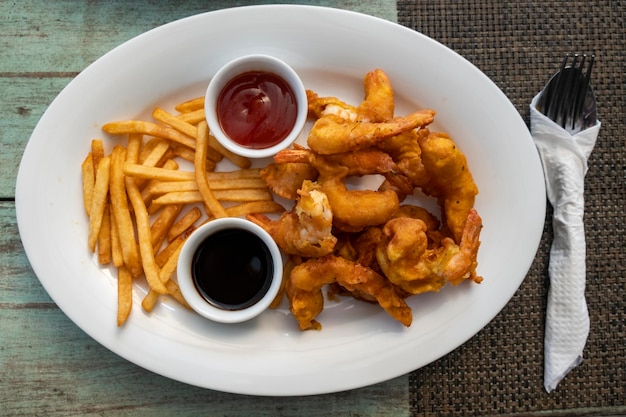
[0, 77, 72, 198]
[0, 202, 54, 304]
[0, 305, 408, 417]
[0, 0, 396, 73]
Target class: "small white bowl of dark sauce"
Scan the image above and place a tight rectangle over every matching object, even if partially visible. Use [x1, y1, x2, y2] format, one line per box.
[205, 54, 308, 159]
[177, 218, 283, 323]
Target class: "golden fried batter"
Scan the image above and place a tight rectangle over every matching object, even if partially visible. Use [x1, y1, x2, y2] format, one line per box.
[286, 255, 412, 330]
[376, 209, 483, 295]
[260, 162, 318, 200]
[247, 181, 336, 257]
[307, 110, 436, 155]
[417, 130, 479, 243]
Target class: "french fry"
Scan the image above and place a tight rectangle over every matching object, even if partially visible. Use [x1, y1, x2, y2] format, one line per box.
[141, 290, 160, 313]
[167, 206, 201, 242]
[126, 133, 143, 164]
[97, 204, 112, 265]
[124, 164, 195, 182]
[174, 96, 204, 113]
[142, 159, 181, 211]
[195, 121, 228, 218]
[153, 107, 198, 139]
[103, 120, 197, 150]
[207, 134, 251, 169]
[139, 137, 163, 164]
[110, 146, 142, 277]
[87, 155, 111, 253]
[155, 232, 189, 267]
[81, 152, 95, 216]
[160, 246, 192, 311]
[125, 175, 168, 295]
[176, 108, 205, 125]
[226, 201, 286, 217]
[147, 181, 198, 196]
[141, 139, 170, 167]
[147, 178, 267, 196]
[165, 280, 191, 309]
[117, 266, 133, 326]
[152, 189, 272, 205]
[110, 208, 124, 267]
[150, 204, 183, 250]
[142, 239, 187, 312]
[171, 141, 223, 164]
[207, 168, 262, 180]
[91, 139, 105, 172]
[158, 237, 184, 284]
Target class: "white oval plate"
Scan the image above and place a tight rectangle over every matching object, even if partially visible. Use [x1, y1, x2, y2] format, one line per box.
[16, 5, 545, 396]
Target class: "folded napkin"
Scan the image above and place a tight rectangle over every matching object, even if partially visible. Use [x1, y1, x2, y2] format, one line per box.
[529, 93, 601, 393]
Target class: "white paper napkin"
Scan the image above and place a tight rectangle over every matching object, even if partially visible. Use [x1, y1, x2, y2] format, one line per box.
[529, 92, 600, 393]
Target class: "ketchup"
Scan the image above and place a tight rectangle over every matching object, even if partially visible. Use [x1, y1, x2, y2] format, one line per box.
[217, 71, 297, 149]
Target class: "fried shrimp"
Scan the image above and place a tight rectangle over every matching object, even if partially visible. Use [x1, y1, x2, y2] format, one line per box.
[307, 110, 436, 155]
[247, 180, 336, 257]
[285, 255, 413, 330]
[376, 209, 483, 295]
[275, 148, 401, 231]
[417, 130, 479, 243]
[394, 204, 445, 246]
[377, 130, 430, 192]
[307, 69, 394, 123]
[306, 90, 358, 121]
[260, 162, 318, 200]
[356, 68, 395, 122]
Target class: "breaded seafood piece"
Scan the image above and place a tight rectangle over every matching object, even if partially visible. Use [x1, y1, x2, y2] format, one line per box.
[275, 148, 403, 232]
[260, 162, 318, 200]
[356, 68, 395, 122]
[307, 110, 436, 155]
[376, 209, 483, 296]
[417, 130, 479, 243]
[247, 180, 336, 258]
[286, 254, 413, 330]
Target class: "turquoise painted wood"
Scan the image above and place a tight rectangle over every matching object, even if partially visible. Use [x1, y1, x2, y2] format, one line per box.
[1, 1, 409, 416]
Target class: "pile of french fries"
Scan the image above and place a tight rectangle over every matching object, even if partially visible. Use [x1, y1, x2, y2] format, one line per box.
[81, 97, 285, 326]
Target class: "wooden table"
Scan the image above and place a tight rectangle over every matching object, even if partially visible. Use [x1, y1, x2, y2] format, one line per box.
[2, 1, 624, 416]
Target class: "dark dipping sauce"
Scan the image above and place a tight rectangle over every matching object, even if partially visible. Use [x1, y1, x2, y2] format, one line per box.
[217, 71, 298, 149]
[191, 228, 273, 311]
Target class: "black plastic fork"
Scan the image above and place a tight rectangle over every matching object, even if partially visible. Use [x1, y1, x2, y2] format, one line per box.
[537, 54, 597, 134]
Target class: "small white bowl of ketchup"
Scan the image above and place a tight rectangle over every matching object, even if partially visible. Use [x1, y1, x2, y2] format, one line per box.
[177, 217, 283, 324]
[205, 54, 308, 159]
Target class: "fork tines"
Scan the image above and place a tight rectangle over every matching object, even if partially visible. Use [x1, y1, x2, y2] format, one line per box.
[542, 53, 595, 130]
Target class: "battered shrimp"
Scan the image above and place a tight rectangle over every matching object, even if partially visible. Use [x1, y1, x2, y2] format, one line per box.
[247, 180, 337, 258]
[286, 254, 413, 330]
[308, 69, 394, 123]
[356, 68, 395, 122]
[260, 162, 318, 200]
[378, 130, 430, 190]
[307, 110, 436, 155]
[275, 148, 401, 231]
[417, 130, 479, 243]
[394, 204, 444, 246]
[307, 90, 358, 121]
[376, 209, 483, 295]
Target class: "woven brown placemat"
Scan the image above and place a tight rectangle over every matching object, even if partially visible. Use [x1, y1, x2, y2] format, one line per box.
[397, 1, 625, 416]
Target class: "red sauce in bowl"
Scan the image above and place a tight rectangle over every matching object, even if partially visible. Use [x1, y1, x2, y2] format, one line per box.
[216, 71, 298, 149]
